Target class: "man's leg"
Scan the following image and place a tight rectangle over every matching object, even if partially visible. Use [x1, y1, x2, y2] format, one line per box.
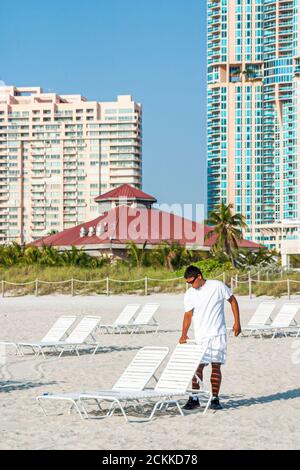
[211, 363, 222, 396]
[183, 363, 205, 410]
[210, 363, 223, 410]
[192, 363, 205, 390]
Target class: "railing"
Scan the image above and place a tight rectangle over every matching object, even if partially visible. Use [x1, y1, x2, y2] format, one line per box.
[0, 273, 226, 298]
[1, 272, 300, 299]
[230, 272, 300, 300]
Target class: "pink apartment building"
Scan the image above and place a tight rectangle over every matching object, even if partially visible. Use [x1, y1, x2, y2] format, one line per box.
[0, 86, 142, 243]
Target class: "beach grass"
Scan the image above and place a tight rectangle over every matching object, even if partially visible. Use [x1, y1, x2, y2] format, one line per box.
[1, 263, 299, 297]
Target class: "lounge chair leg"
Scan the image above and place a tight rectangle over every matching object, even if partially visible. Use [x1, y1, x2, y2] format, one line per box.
[36, 398, 48, 417]
[78, 399, 90, 419]
[148, 402, 161, 421]
[176, 401, 184, 417]
[95, 399, 104, 412]
[71, 400, 85, 419]
[39, 347, 46, 359]
[82, 399, 103, 417]
[203, 393, 212, 414]
[65, 399, 85, 419]
[114, 399, 128, 422]
[68, 403, 74, 414]
[107, 402, 118, 417]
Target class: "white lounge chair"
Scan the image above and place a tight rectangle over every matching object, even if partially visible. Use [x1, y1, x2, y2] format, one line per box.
[245, 303, 300, 339]
[49, 316, 102, 357]
[0, 315, 77, 357]
[79, 342, 212, 422]
[237, 301, 276, 337]
[98, 304, 140, 334]
[127, 303, 160, 334]
[36, 346, 169, 419]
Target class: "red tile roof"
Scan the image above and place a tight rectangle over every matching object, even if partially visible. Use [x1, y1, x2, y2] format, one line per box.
[94, 184, 157, 202]
[32, 205, 261, 250]
[204, 226, 261, 249]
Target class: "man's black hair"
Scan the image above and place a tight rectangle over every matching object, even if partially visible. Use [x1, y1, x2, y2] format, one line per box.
[184, 265, 203, 279]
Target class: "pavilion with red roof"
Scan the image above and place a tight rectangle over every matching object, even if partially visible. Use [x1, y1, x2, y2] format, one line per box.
[94, 184, 157, 206]
[32, 184, 261, 257]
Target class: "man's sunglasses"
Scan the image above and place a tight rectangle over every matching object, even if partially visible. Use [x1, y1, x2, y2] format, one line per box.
[186, 275, 198, 285]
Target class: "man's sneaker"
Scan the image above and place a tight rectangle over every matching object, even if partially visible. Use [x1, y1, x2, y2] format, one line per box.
[210, 397, 222, 410]
[182, 396, 200, 411]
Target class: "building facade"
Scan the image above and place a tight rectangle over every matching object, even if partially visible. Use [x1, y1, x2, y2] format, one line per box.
[0, 87, 142, 243]
[207, 0, 300, 251]
[32, 183, 261, 257]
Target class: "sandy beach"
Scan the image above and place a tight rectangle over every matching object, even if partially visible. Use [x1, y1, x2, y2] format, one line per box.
[0, 293, 300, 450]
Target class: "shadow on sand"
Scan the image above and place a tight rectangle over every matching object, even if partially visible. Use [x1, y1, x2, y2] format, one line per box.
[222, 388, 300, 409]
[0, 380, 57, 393]
[15, 345, 143, 359]
[51, 345, 142, 357]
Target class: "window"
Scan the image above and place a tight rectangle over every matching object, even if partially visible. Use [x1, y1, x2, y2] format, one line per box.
[118, 109, 134, 114]
[105, 109, 117, 114]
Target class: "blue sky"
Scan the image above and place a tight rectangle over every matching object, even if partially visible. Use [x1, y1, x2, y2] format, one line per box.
[0, 0, 207, 209]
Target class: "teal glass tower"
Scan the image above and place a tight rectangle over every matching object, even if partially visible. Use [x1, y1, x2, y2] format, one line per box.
[207, 0, 300, 251]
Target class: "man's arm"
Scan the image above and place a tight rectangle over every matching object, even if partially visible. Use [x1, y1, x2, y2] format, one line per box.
[179, 310, 193, 343]
[228, 295, 241, 337]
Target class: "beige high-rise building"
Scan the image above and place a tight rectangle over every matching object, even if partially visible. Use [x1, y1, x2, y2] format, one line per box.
[0, 87, 142, 243]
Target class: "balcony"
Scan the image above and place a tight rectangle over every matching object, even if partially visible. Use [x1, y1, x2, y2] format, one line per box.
[31, 226, 47, 232]
[278, 21, 293, 28]
[32, 216, 46, 223]
[32, 202, 47, 208]
[294, 66, 300, 76]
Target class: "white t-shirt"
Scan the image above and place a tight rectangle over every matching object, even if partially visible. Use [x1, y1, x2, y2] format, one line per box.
[184, 280, 232, 341]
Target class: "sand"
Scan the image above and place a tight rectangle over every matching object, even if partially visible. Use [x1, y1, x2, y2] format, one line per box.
[0, 293, 300, 450]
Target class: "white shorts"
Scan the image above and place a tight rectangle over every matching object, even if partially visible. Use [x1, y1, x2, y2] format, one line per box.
[200, 334, 227, 365]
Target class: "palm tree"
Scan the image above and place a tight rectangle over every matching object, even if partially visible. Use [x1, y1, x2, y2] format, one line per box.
[39, 245, 62, 266]
[242, 68, 251, 79]
[152, 241, 192, 271]
[237, 247, 279, 271]
[126, 241, 148, 268]
[22, 246, 42, 265]
[60, 246, 92, 267]
[205, 203, 247, 268]
[0, 242, 24, 267]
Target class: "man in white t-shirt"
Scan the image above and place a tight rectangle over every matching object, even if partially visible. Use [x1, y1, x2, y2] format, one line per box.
[179, 265, 241, 411]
